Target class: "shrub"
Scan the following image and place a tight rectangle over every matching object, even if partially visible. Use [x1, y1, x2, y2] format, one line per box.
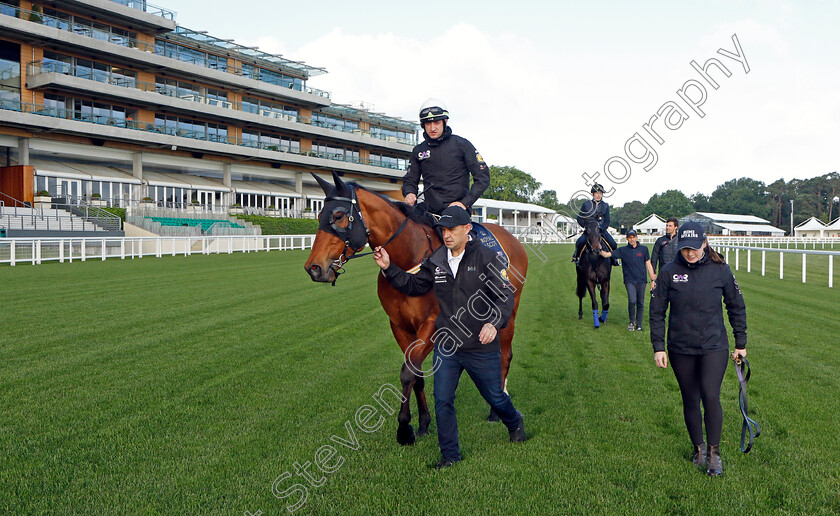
[232, 215, 318, 235]
[35, 190, 50, 197]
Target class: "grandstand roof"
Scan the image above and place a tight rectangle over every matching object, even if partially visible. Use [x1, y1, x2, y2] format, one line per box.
[694, 212, 770, 223]
[716, 222, 785, 235]
[473, 198, 556, 214]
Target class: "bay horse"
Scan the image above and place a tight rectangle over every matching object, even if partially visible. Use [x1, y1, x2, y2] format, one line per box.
[576, 218, 611, 328]
[304, 172, 528, 445]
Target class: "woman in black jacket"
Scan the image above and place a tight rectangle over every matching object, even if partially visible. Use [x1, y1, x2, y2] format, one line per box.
[649, 222, 747, 477]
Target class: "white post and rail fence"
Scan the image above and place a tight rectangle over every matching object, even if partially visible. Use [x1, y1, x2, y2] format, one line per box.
[0, 235, 315, 266]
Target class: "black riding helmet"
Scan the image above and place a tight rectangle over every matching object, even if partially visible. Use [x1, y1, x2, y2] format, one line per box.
[591, 183, 605, 194]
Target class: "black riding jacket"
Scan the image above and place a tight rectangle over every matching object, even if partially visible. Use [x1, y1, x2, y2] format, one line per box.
[649, 251, 747, 355]
[651, 233, 679, 273]
[402, 126, 490, 214]
[576, 199, 610, 231]
[383, 238, 514, 353]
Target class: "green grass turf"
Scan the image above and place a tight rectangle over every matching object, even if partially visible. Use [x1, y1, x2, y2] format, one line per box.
[1, 245, 839, 514]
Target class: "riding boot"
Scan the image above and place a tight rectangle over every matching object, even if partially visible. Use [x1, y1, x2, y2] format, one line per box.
[692, 442, 706, 468]
[706, 444, 722, 476]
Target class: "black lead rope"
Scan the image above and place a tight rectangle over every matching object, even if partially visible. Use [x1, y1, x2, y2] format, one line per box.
[733, 357, 761, 453]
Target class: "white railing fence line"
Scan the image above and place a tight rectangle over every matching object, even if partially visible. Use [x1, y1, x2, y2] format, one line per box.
[715, 244, 839, 288]
[0, 235, 315, 266]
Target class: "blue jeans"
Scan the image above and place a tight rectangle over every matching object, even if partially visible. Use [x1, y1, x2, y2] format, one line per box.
[433, 349, 522, 461]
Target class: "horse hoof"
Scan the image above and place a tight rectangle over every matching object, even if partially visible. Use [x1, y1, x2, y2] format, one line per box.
[397, 424, 416, 446]
[417, 427, 429, 437]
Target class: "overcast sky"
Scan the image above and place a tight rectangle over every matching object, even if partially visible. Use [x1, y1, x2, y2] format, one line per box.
[163, 0, 839, 206]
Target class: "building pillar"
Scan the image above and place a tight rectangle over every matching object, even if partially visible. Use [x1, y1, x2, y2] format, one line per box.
[296, 171, 304, 212]
[223, 163, 232, 206]
[132, 152, 144, 199]
[18, 138, 30, 165]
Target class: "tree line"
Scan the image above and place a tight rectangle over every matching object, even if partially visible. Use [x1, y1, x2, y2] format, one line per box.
[484, 166, 840, 233]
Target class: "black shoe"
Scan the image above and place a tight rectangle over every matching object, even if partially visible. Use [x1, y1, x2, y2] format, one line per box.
[706, 444, 722, 476]
[635, 325, 643, 332]
[434, 457, 459, 470]
[509, 418, 527, 443]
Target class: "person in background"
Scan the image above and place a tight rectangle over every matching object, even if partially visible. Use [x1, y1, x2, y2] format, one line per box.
[651, 217, 680, 281]
[649, 222, 748, 477]
[572, 183, 618, 266]
[599, 229, 655, 331]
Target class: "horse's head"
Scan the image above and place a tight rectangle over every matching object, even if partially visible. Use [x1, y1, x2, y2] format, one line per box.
[304, 172, 371, 284]
[583, 218, 602, 252]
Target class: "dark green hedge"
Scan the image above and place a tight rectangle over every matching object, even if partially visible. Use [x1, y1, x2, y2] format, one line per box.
[101, 207, 126, 220]
[233, 215, 319, 235]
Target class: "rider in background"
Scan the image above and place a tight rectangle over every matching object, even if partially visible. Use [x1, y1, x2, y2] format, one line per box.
[402, 99, 490, 216]
[572, 183, 618, 265]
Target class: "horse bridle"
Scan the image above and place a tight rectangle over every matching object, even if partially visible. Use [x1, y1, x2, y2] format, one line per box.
[321, 185, 424, 285]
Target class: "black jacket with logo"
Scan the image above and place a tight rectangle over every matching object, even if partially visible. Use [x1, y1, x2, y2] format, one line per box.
[649, 251, 747, 355]
[383, 238, 514, 353]
[402, 126, 490, 214]
[651, 233, 679, 273]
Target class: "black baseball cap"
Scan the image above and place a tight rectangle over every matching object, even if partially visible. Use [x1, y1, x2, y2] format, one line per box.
[625, 229, 638, 237]
[677, 222, 706, 250]
[434, 206, 472, 228]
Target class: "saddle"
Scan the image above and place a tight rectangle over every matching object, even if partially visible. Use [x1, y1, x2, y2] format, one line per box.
[472, 222, 511, 270]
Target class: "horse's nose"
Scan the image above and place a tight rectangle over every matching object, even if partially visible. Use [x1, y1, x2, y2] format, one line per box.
[307, 263, 322, 281]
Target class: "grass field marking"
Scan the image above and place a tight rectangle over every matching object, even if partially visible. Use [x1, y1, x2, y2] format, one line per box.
[266, 383, 406, 513]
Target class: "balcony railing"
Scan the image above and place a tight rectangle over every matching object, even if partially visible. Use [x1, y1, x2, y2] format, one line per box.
[0, 99, 408, 171]
[26, 60, 416, 145]
[108, 0, 176, 20]
[1, 3, 330, 99]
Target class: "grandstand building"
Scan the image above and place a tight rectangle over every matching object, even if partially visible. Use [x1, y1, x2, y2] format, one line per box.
[0, 0, 416, 216]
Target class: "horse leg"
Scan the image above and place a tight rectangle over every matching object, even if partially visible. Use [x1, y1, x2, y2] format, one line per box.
[393, 320, 434, 444]
[588, 281, 600, 328]
[397, 363, 417, 446]
[600, 279, 611, 323]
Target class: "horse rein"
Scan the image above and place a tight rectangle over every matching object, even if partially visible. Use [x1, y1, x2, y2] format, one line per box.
[733, 356, 761, 453]
[327, 185, 421, 285]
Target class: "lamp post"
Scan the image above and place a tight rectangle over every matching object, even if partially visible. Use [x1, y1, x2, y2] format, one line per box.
[790, 199, 794, 236]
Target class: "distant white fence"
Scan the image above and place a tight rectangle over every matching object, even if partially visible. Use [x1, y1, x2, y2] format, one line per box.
[0, 235, 315, 266]
[715, 244, 838, 288]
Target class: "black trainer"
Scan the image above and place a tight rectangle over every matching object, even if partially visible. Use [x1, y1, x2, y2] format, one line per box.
[509, 419, 527, 443]
[434, 458, 459, 470]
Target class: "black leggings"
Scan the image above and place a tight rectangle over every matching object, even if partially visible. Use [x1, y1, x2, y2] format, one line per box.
[669, 350, 729, 446]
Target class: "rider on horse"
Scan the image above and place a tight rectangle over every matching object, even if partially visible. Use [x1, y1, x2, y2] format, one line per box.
[402, 99, 490, 220]
[572, 183, 619, 266]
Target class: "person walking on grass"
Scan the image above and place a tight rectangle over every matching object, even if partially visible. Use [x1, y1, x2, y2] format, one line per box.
[651, 217, 680, 276]
[599, 229, 655, 331]
[649, 222, 748, 476]
[372, 206, 526, 470]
